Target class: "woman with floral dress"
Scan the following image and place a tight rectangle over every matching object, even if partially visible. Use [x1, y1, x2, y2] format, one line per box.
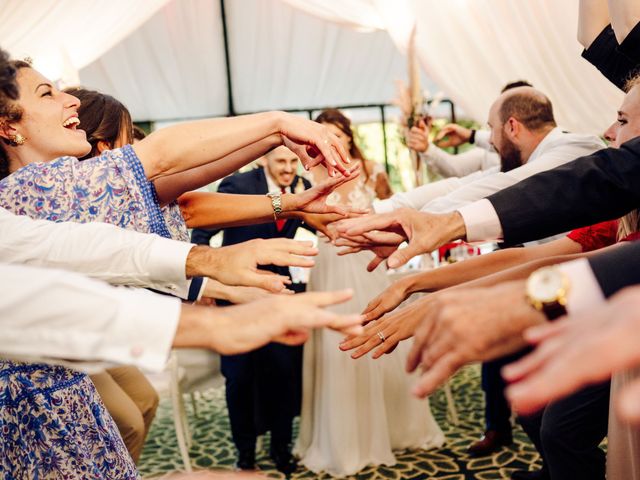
[0, 61, 351, 478]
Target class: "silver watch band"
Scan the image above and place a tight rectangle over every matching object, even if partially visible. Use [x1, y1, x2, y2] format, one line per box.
[266, 190, 283, 220]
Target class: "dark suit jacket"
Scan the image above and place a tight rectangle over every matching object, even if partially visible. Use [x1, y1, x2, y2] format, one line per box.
[486, 136, 640, 297]
[191, 166, 312, 278]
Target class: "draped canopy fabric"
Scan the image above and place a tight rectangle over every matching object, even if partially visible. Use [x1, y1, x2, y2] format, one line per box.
[281, 0, 624, 134]
[0, 0, 625, 134]
[0, 0, 171, 83]
[77, 0, 417, 121]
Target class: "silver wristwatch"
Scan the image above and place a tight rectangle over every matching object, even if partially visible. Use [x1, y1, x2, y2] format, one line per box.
[266, 190, 283, 220]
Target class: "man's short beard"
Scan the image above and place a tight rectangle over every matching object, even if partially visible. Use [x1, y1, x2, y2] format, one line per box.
[499, 137, 524, 172]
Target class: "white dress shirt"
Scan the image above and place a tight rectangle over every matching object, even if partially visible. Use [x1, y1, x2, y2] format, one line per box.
[421, 131, 500, 179]
[0, 207, 194, 298]
[423, 128, 605, 214]
[374, 128, 604, 215]
[0, 263, 181, 373]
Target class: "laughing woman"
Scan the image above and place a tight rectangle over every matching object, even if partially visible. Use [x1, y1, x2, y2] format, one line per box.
[0, 60, 350, 479]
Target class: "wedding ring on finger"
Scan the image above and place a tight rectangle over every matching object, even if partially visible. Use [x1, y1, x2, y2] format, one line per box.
[377, 331, 386, 343]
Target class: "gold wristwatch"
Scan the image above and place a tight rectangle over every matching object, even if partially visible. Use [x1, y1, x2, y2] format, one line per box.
[526, 266, 570, 320]
[266, 190, 283, 220]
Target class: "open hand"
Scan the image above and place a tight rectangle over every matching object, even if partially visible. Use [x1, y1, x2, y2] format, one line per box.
[336, 209, 466, 269]
[340, 296, 427, 359]
[208, 289, 365, 354]
[406, 281, 546, 398]
[290, 164, 361, 216]
[192, 239, 318, 292]
[503, 286, 640, 421]
[278, 113, 351, 177]
[434, 123, 473, 148]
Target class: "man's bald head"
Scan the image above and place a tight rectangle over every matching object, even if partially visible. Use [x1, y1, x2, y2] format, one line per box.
[495, 86, 556, 132]
[487, 87, 557, 172]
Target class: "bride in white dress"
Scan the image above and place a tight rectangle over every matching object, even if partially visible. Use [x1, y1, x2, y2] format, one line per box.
[294, 109, 445, 477]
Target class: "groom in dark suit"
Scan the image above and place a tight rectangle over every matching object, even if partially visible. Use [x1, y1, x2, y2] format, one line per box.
[191, 146, 312, 474]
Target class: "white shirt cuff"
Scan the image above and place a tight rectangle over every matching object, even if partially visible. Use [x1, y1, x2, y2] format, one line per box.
[98, 288, 182, 372]
[147, 238, 194, 299]
[372, 199, 395, 214]
[474, 130, 492, 151]
[457, 199, 504, 242]
[556, 258, 606, 314]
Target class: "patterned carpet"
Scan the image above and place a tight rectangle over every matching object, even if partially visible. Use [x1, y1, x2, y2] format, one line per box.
[139, 365, 543, 479]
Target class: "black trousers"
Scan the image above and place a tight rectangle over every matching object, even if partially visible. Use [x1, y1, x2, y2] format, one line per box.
[482, 349, 529, 433]
[221, 343, 303, 454]
[518, 381, 610, 480]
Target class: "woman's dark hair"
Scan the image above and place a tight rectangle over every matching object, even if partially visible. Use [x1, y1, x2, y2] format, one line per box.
[0, 49, 19, 107]
[63, 87, 133, 160]
[0, 59, 31, 179]
[132, 124, 147, 141]
[314, 108, 370, 180]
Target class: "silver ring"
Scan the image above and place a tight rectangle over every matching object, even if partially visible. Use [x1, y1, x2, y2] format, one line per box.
[377, 331, 386, 343]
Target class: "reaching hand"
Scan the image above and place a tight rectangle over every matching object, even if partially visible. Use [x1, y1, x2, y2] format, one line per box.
[190, 239, 318, 293]
[208, 289, 365, 354]
[335, 208, 467, 269]
[278, 113, 351, 177]
[361, 278, 414, 323]
[503, 286, 640, 421]
[290, 164, 361, 216]
[405, 281, 547, 398]
[334, 231, 403, 271]
[407, 118, 431, 153]
[434, 123, 473, 148]
[340, 296, 427, 359]
[202, 278, 294, 305]
[302, 209, 368, 242]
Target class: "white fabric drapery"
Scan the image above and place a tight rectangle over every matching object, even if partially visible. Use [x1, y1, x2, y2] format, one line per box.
[0, 0, 171, 84]
[79, 0, 421, 121]
[281, 0, 623, 134]
[410, 0, 623, 135]
[2, 0, 626, 134]
[281, 0, 415, 50]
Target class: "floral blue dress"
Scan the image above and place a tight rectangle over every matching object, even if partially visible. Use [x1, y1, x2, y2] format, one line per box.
[0, 145, 189, 479]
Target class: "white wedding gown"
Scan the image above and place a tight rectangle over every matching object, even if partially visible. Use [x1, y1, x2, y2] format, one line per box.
[294, 165, 445, 477]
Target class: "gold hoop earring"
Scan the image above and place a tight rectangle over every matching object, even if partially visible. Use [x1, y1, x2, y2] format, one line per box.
[9, 133, 26, 146]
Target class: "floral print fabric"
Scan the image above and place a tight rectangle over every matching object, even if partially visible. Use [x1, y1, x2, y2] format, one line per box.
[0, 145, 189, 477]
[0, 362, 138, 479]
[0, 144, 188, 241]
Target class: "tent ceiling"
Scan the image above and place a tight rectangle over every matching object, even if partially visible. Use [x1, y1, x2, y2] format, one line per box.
[2, 0, 626, 134]
[78, 0, 431, 122]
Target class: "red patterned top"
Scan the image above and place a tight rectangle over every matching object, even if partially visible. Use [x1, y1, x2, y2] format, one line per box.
[566, 220, 619, 252]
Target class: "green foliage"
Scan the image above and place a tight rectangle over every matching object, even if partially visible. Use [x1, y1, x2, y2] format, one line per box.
[353, 118, 481, 192]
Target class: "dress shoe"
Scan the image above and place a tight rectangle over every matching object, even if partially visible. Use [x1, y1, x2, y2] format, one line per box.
[467, 429, 513, 456]
[235, 450, 256, 470]
[511, 468, 550, 480]
[270, 445, 297, 475]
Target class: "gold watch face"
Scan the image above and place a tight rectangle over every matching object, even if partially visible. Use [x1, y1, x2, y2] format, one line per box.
[527, 267, 567, 303]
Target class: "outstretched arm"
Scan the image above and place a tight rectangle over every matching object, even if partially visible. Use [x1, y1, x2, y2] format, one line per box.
[361, 237, 582, 322]
[154, 135, 281, 206]
[578, 0, 610, 48]
[608, 0, 640, 44]
[133, 111, 350, 184]
[178, 166, 359, 229]
[1, 264, 363, 371]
